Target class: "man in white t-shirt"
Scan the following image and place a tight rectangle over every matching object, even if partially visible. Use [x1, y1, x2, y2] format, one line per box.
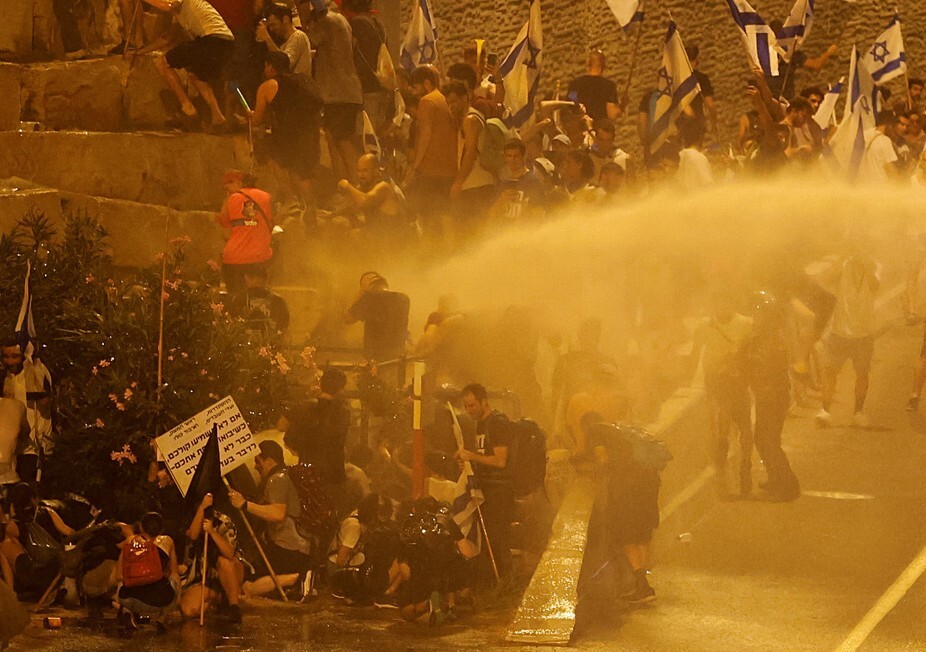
[860, 111, 900, 184]
[138, 0, 235, 130]
[2, 341, 52, 483]
[817, 246, 881, 428]
[257, 3, 312, 81]
[676, 121, 713, 192]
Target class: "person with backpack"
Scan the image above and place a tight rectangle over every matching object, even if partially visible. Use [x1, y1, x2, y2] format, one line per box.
[215, 169, 274, 297]
[444, 81, 498, 237]
[579, 418, 662, 605]
[115, 511, 180, 630]
[455, 383, 513, 583]
[280, 368, 351, 515]
[341, 0, 395, 137]
[227, 440, 314, 600]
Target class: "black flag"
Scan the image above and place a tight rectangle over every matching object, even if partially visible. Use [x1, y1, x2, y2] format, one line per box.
[185, 422, 227, 518]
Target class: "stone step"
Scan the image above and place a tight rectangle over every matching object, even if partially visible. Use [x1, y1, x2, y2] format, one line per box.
[0, 53, 179, 132]
[0, 129, 250, 212]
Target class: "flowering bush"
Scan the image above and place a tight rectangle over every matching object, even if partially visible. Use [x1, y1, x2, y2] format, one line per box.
[0, 212, 302, 515]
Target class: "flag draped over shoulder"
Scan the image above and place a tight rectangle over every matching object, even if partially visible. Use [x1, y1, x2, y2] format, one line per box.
[498, 0, 542, 127]
[813, 77, 844, 129]
[605, 0, 644, 29]
[829, 47, 878, 180]
[15, 261, 36, 362]
[399, 0, 439, 73]
[649, 21, 701, 156]
[777, 0, 814, 63]
[724, 0, 780, 77]
[862, 14, 906, 84]
[438, 404, 485, 550]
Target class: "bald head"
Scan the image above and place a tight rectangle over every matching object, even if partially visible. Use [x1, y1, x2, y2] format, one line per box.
[356, 153, 382, 188]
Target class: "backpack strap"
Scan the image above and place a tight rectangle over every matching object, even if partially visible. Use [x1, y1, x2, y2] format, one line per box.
[230, 190, 272, 229]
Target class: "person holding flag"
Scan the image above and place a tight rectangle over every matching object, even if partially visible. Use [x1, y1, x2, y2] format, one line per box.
[3, 262, 52, 484]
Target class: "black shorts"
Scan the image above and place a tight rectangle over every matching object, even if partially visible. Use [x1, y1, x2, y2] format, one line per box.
[253, 539, 312, 576]
[322, 103, 361, 141]
[166, 35, 234, 83]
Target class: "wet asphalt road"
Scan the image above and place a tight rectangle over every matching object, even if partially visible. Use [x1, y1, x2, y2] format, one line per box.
[10, 319, 926, 651]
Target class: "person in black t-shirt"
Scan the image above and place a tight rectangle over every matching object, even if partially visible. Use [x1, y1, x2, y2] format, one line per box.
[682, 45, 716, 142]
[281, 369, 350, 492]
[228, 267, 290, 340]
[567, 49, 623, 122]
[344, 272, 410, 361]
[455, 383, 512, 582]
[342, 0, 394, 134]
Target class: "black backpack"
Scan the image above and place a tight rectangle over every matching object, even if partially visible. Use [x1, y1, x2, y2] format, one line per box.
[507, 418, 548, 498]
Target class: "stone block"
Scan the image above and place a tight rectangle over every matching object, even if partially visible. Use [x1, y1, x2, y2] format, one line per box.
[0, 178, 64, 234]
[60, 193, 222, 268]
[0, 3, 33, 57]
[0, 64, 23, 130]
[125, 55, 171, 130]
[0, 131, 245, 211]
[21, 58, 124, 131]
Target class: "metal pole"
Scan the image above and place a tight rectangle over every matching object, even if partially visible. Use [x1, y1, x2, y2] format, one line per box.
[411, 361, 425, 498]
[199, 533, 209, 625]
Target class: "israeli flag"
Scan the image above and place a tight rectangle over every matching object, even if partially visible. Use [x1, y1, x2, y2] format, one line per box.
[15, 261, 36, 361]
[829, 47, 877, 180]
[862, 14, 906, 84]
[649, 21, 701, 155]
[498, 0, 542, 127]
[605, 0, 644, 30]
[399, 0, 439, 73]
[725, 0, 780, 77]
[777, 0, 814, 63]
[813, 77, 844, 129]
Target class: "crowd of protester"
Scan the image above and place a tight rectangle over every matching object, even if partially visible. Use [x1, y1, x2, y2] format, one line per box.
[5, 0, 926, 644]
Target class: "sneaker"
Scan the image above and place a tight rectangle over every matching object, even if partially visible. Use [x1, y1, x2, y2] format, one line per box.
[852, 411, 871, 429]
[374, 594, 399, 609]
[626, 581, 656, 604]
[815, 408, 832, 427]
[906, 396, 919, 412]
[300, 570, 315, 602]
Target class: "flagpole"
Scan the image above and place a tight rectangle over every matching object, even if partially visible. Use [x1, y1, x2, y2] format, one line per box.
[199, 533, 209, 625]
[156, 207, 170, 415]
[622, 1, 646, 101]
[222, 476, 289, 602]
[777, 0, 809, 103]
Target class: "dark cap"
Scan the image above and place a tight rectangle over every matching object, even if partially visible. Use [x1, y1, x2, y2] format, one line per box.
[258, 440, 284, 465]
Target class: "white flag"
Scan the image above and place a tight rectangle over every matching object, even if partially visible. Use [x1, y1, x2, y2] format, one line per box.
[777, 0, 814, 62]
[399, 0, 439, 72]
[605, 0, 642, 28]
[650, 21, 701, 155]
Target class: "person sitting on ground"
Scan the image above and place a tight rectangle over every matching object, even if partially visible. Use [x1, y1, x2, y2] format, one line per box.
[227, 441, 314, 600]
[115, 511, 180, 631]
[327, 492, 400, 605]
[1, 483, 72, 599]
[137, 0, 236, 131]
[179, 493, 245, 623]
[396, 497, 477, 625]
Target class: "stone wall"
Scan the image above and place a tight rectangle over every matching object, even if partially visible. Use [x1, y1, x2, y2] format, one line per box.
[408, 0, 926, 146]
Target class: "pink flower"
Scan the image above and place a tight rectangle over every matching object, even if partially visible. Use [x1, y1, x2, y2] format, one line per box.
[108, 393, 118, 403]
[274, 353, 291, 375]
[123, 388, 133, 400]
[170, 235, 193, 246]
[95, 418, 105, 428]
[200, 369, 208, 376]
[258, 347, 271, 358]
[99, 359, 110, 368]
[181, 352, 188, 359]
[154, 252, 165, 262]
[85, 274, 95, 284]
[91, 366, 99, 376]
[115, 402, 126, 411]
[210, 302, 224, 314]
[110, 444, 137, 465]
[207, 259, 221, 271]
[130, 381, 138, 388]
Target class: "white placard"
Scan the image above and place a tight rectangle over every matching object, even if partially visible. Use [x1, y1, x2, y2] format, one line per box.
[155, 395, 258, 496]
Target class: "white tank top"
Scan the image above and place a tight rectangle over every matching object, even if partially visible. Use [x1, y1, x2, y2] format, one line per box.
[459, 108, 496, 190]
